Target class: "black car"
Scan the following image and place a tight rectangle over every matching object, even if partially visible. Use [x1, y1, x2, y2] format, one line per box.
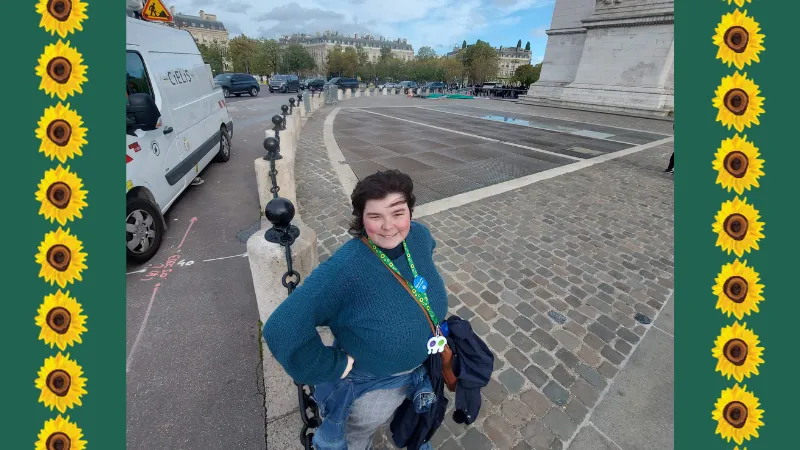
[326, 77, 359, 90]
[214, 73, 260, 98]
[269, 74, 301, 93]
[423, 82, 446, 90]
[303, 78, 326, 90]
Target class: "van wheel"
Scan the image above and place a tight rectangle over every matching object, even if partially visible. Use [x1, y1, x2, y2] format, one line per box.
[215, 128, 231, 163]
[250, 87, 259, 97]
[282, 86, 288, 93]
[126, 197, 165, 263]
[235, 93, 241, 97]
[222, 88, 230, 98]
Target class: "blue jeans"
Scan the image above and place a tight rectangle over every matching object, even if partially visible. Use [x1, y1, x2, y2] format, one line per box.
[312, 365, 434, 450]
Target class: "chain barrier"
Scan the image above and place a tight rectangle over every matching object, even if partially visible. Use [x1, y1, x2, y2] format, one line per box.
[262, 101, 321, 449]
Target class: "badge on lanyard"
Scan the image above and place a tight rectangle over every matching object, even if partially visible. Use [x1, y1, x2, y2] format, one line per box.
[413, 275, 428, 293]
[427, 335, 447, 354]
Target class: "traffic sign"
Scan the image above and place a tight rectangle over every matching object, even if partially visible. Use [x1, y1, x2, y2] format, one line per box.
[141, 0, 173, 22]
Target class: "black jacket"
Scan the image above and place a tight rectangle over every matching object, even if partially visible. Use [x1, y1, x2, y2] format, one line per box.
[390, 316, 494, 449]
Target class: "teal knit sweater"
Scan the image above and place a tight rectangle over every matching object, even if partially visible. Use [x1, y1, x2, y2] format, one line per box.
[262, 221, 448, 386]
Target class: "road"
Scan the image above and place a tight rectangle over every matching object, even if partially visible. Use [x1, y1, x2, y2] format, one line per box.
[125, 91, 302, 450]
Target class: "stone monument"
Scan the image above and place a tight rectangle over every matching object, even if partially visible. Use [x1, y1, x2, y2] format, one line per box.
[519, 0, 674, 118]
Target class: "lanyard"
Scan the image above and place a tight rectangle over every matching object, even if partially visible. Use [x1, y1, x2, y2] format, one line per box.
[367, 238, 440, 328]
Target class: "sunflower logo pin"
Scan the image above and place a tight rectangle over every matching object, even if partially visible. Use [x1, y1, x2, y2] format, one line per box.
[36, 165, 88, 226]
[36, 227, 87, 288]
[35, 352, 87, 413]
[713, 72, 764, 132]
[724, 0, 751, 7]
[713, 259, 764, 320]
[712, 134, 764, 195]
[712, 384, 764, 445]
[36, 103, 88, 163]
[35, 290, 87, 351]
[36, 40, 88, 101]
[713, 9, 764, 70]
[712, 197, 765, 257]
[35, 414, 86, 450]
[36, 0, 88, 38]
[712, 322, 764, 382]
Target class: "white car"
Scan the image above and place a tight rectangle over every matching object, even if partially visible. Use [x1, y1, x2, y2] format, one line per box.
[126, 16, 234, 262]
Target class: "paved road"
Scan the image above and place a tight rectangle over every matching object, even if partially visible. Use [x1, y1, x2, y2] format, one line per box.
[125, 91, 301, 450]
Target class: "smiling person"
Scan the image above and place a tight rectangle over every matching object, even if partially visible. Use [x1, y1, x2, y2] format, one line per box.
[262, 169, 448, 450]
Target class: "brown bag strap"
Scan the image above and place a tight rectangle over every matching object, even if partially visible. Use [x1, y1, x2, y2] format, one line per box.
[361, 237, 436, 334]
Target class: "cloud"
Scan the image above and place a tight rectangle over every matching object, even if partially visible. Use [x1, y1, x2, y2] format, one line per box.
[491, 0, 554, 13]
[531, 26, 547, 38]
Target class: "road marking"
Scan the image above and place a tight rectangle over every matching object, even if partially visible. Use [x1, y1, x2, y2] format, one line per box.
[324, 107, 359, 195]
[355, 108, 583, 162]
[127, 268, 147, 275]
[127, 283, 161, 373]
[413, 106, 644, 145]
[203, 253, 248, 262]
[178, 216, 198, 249]
[413, 136, 674, 218]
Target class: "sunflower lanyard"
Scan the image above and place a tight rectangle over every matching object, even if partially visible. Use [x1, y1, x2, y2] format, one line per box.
[367, 239, 447, 354]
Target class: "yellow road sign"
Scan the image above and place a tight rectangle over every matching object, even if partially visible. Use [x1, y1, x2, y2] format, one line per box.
[142, 0, 173, 23]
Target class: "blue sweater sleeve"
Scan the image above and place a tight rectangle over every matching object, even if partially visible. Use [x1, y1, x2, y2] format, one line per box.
[262, 249, 351, 385]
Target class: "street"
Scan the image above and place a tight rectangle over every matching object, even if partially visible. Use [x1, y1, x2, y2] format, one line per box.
[125, 91, 302, 450]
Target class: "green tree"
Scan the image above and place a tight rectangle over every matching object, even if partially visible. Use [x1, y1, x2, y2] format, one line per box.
[379, 46, 393, 61]
[250, 39, 280, 75]
[326, 44, 344, 76]
[416, 46, 436, 59]
[440, 56, 464, 85]
[281, 43, 316, 75]
[341, 47, 359, 77]
[197, 41, 227, 74]
[512, 63, 542, 87]
[525, 41, 531, 51]
[516, 39, 522, 49]
[228, 35, 258, 73]
[462, 40, 499, 84]
[461, 40, 467, 49]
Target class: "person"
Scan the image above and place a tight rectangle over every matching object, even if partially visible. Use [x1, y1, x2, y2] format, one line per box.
[262, 169, 448, 450]
[665, 123, 674, 174]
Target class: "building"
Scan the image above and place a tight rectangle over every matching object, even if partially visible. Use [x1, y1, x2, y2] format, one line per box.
[280, 32, 414, 75]
[519, 0, 674, 117]
[446, 44, 532, 82]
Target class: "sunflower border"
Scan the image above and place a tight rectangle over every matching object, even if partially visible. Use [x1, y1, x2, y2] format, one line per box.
[712, 0, 766, 446]
[35, 0, 89, 447]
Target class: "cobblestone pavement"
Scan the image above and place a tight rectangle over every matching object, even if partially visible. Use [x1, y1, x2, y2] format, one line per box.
[292, 96, 674, 450]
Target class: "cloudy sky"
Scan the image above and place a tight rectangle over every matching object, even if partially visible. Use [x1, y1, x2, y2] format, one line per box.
[165, 0, 556, 63]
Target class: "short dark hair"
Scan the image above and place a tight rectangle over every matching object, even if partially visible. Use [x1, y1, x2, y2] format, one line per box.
[348, 169, 416, 237]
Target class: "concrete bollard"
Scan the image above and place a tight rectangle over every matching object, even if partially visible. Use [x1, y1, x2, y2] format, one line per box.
[255, 131, 297, 213]
[365, 88, 371, 97]
[248, 215, 318, 420]
[337, 89, 343, 101]
[344, 89, 351, 100]
[382, 88, 387, 95]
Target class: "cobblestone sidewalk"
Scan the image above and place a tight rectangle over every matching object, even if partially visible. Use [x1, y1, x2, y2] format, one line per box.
[292, 101, 674, 450]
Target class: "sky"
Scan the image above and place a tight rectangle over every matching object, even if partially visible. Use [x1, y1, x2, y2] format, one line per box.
[164, 0, 556, 64]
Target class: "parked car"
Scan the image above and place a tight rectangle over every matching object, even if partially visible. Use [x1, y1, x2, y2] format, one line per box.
[303, 78, 326, 90]
[396, 81, 418, 91]
[127, 17, 233, 262]
[378, 82, 398, 90]
[325, 77, 359, 90]
[269, 74, 301, 93]
[423, 81, 446, 90]
[213, 73, 260, 98]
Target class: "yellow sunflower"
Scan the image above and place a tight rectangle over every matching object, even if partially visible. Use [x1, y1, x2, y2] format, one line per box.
[36, 40, 88, 101]
[712, 197, 765, 257]
[712, 322, 764, 382]
[713, 259, 764, 320]
[36, 227, 87, 288]
[35, 414, 86, 450]
[712, 384, 763, 445]
[712, 134, 764, 195]
[35, 165, 88, 226]
[36, 102, 88, 163]
[35, 352, 87, 413]
[713, 72, 765, 132]
[36, 0, 88, 38]
[713, 9, 764, 70]
[724, 0, 751, 7]
[35, 290, 87, 351]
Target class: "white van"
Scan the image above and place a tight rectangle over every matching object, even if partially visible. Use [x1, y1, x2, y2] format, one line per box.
[126, 16, 233, 262]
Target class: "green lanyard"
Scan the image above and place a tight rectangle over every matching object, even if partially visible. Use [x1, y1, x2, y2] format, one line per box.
[368, 238, 440, 327]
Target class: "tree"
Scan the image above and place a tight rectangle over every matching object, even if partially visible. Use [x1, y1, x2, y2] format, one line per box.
[462, 40, 467, 49]
[525, 41, 531, 51]
[326, 44, 344, 76]
[440, 56, 464, 85]
[517, 39, 522, 49]
[417, 46, 436, 59]
[379, 46, 393, 61]
[281, 43, 316, 75]
[462, 40, 499, 84]
[341, 47, 359, 77]
[250, 39, 280, 75]
[512, 63, 542, 87]
[228, 35, 258, 73]
[197, 41, 227, 74]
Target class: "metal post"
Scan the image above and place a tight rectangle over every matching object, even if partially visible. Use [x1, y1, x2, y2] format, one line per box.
[281, 105, 288, 128]
[288, 97, 295, 115]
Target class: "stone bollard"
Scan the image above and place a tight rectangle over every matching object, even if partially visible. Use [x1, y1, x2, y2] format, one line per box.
[344, 89, 351, 100]
[297, 94, 306, 119]
[365, 88, 371, 97]
[337, 89, 343, 101]
[248, 199, 318, 421]
[355, 88, 361, 98]
[255, 133, 297, 217]
[382, 87, 387, 95]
